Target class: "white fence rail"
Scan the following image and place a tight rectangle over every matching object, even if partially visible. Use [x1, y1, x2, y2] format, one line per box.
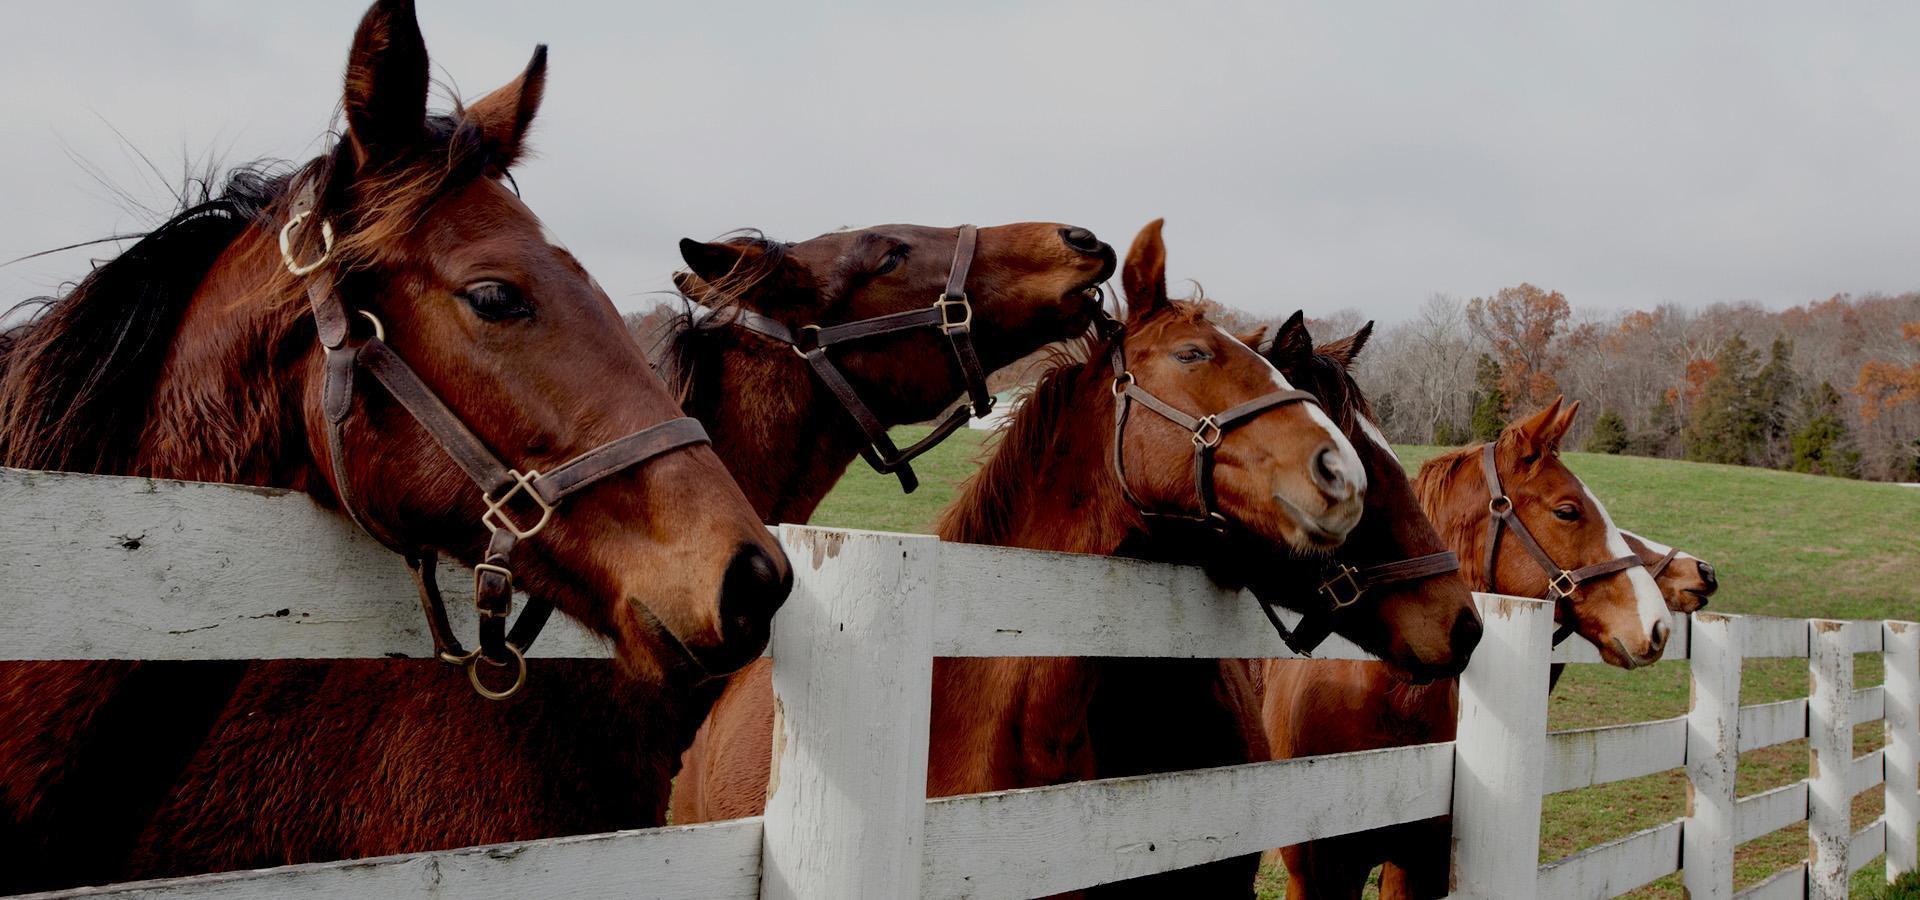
[2, 468, 1916, 899]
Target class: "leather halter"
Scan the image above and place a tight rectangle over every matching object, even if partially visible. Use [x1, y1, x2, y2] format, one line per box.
[1278, 549, 1462, 656]
[1647, 546, 1680, 580]
[283, 178, 710, 700]
[1102, 315, 1321, 533]
[693, 225, 993, 493]
[1477, 442, 1642, 647]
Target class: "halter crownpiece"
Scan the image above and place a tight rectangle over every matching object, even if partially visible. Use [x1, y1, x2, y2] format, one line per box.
[1477, 442, 1642, 647]
[691, 225, 993, 494]
[284, 175, 711, 700]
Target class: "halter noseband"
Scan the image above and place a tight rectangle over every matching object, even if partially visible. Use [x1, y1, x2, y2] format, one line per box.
[1478, 442, 1642, 646]
[694, 225, 993, 494]
[285, 178, 711, 700]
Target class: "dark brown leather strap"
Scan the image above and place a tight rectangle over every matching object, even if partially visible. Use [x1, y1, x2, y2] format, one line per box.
[688, 225, 991, 493]
[530, 417, 710, 505]
[1648, 546, 1680, 579]
[1478, 442, 1642, 646]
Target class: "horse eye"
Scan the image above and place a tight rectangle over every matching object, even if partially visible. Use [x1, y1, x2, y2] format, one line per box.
[1173, 346, 1211, 364]
[460, 281, 532, 321]
[872, 248, 906, 277]
[1553, 504, 1580, 521]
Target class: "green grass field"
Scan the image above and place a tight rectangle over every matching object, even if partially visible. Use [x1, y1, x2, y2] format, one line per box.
[811, 426, 1920, 897]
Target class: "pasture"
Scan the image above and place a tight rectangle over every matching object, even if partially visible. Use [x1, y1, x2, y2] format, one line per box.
[814, 424, 1920, 898]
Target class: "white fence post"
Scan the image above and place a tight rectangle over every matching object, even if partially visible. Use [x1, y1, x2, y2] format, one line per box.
[1887, 621, 1919, 884]
[1451, 593, 1553, 899]
[1808, 619, 1855, 898]
[1684, 612, 1743, 899]
[759, 527, 937, 900]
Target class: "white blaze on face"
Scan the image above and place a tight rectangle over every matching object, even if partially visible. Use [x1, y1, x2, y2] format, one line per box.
[1217, 326, 1366, 495]
[1584, 488, 1671, 640]
[1356, 414, 1398, 463]
[538, 219, 568, 251]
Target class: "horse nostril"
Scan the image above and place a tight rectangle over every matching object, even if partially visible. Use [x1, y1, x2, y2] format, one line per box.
[719, 543, 792, 631]
[1310, 445, 1350, 499]
[1698, 562, 1718, 593]
[1060, 227, 1103, 254]
[1650, 620, 1670, 652]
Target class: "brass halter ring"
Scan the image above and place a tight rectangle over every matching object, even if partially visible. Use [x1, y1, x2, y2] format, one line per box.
[357, 310, 386, 342]
[278, 209, 335, 277]
[466, 642, 528, 701]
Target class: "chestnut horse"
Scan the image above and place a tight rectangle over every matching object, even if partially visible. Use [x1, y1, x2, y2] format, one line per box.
[1622, 529, 1718, 613]
[0, 0, 787, 889]
[1256, 400, 1674, 899]
[673, 222, 1478, 900]
[138, 221, 1113, 878]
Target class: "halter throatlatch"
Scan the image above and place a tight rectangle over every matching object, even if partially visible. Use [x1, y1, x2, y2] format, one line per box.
[1478, 442, 1642, 646]
[284, 177, 711, 700]
[693, 225, 993, 493]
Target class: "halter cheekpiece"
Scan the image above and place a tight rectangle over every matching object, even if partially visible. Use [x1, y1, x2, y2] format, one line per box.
[1478, 442, 1642, 646]
[283, 176, 710, 700]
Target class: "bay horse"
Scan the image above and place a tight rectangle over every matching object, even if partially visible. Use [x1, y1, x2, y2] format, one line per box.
[1255, 398, 1674, 899]
[671, 222, 1480, 900]
[0, 0, 787, 889]
[136, 219, 1116, 876]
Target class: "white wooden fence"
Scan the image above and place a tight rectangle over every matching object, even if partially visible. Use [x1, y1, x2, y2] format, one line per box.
[1, 466, 1915, 899]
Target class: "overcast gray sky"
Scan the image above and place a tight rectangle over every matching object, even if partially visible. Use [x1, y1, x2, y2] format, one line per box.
[3, 2, 1916, 320]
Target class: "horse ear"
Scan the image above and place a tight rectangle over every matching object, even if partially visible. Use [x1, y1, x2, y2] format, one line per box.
[1504, 396, 1566, 463]
[1321, 321, 1374, 368]
[1122, 218, 1170, 323]
[1264, 310, 1313, 369]
[1237, 327, 1268, 351]
[1546, 399, 1581, 447]
[465, 45, 547, 170]
[678, 238, 756, 284]
[343, 0, 430, 167]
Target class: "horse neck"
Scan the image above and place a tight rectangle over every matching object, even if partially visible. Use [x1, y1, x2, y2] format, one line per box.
[696, 347, 868, 525]
[137, 232, 322, 489]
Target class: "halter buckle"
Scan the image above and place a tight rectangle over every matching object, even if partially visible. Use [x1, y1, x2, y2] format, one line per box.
[792, 324, 822, 358]
[482, 470, 555, 540]
[1318, 563, 1366, 609]
[935, 294, 973, 334]
[1549, 570, 1578, 599]
[1191, 415, 1223, 449]
[278, 210, 335, 277]
[472, 563, 514, 612]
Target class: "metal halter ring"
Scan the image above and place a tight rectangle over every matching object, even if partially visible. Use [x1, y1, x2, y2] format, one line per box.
[1191, 415, 1224, 449]
[791, 324, 822, 359]
[357, 310, 386, 342]
[1548, 570, 1578, 599]
[278, 210, 335, 277]
[1488, 495, 1513, 516]
[1318, 563, 1366, 609]
[1112, 372, 1135, 397]
[482, 470, 555, 540]
[935, 295, 973, 333]
[466, 642, 528, 701]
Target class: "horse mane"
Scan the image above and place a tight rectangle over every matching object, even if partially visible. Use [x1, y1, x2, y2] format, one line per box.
[936, 334, 1105, 545]
[0, 113, 505, 475]
[650, 232, 791, 420]
[1414, 441, 1509, 584]
[1288, 343, 1375, 435]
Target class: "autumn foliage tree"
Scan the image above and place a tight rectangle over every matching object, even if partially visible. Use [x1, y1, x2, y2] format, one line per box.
[1466, 283, 1570, 411]
[1855, 321, 1920, 423]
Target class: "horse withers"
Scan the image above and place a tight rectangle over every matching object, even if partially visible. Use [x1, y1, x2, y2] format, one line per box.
[0, 0, 785, 887]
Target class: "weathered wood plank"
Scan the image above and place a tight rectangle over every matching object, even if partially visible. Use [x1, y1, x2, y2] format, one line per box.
[1735, 863, 1806, 900]
[1535, 819, 1681, 899]
[1851, 685, 1886, 728]
[1851, 750, 1886, 798]
[1849, 819, 1887, 876]
[1847, 621, 1884, 655]
[1743, 616, 1811, 659]
[1687, 613, 1744, 899]
[0, 467, 610, 660]
[18, 818, 762, 900]
[761, 528, 936, 900]
[1736, 781, 1809, 845]
[927, 541, 1374, 660]
[1452, 594, 1554, 899]
[1886, 621, 1920, 882]
[1809, 619, 1853, 897]
[919, 742, 1453, 899]
[1740, 699, 1809, 752]
[1544, 717, 1685, 794]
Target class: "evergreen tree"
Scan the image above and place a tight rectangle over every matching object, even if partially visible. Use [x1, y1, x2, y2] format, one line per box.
[1684, 333, 1762, 465]
[1627, 394, 1681, 458]
[1752, 336, 1799, 467]
[1584, 409, 1629, 454]
[1469, 354, 1509, 442]
[1790, 382, 1861, 478]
